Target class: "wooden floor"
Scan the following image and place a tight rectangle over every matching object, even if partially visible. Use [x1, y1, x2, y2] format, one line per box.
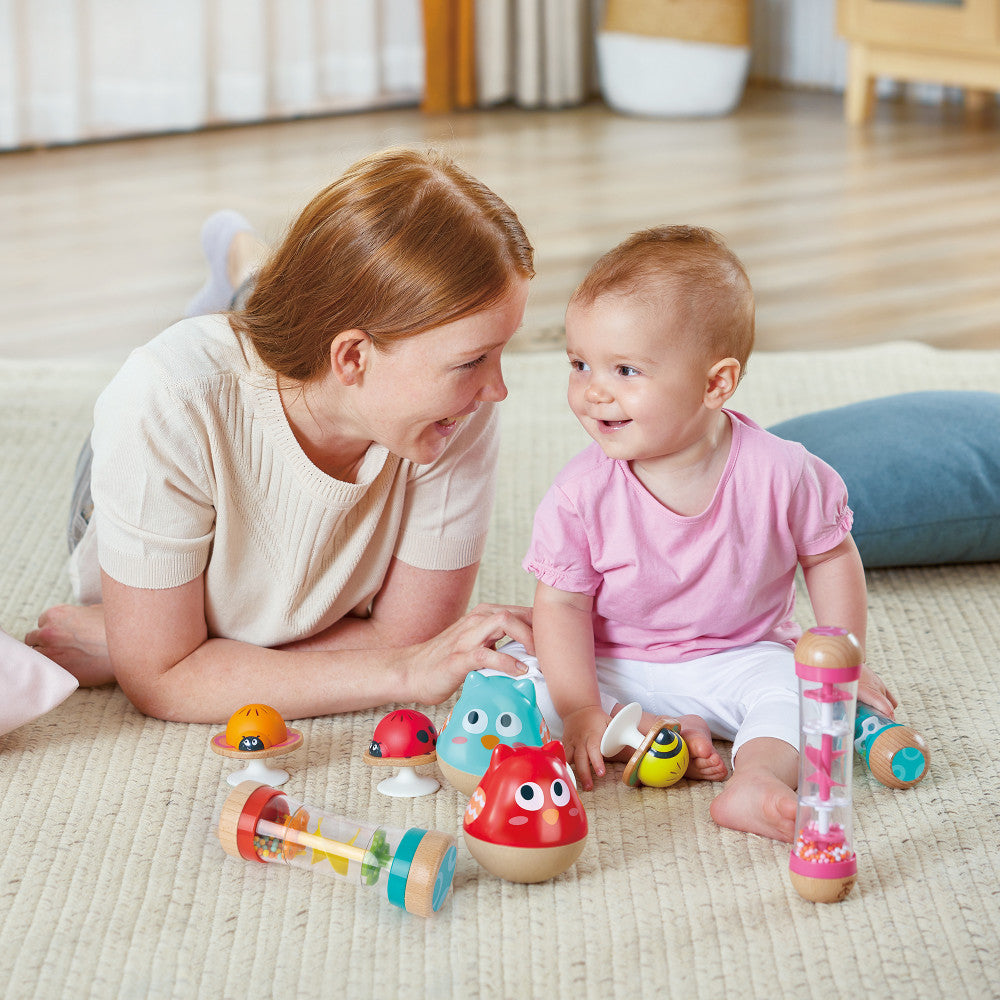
[1, 85, 998, 362]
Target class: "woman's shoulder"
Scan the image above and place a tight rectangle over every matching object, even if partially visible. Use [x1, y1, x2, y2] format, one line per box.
[101, 315, 256, 406]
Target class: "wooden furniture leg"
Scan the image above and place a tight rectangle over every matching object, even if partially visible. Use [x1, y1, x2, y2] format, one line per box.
[421, 0, 476, 113]
[844, 43, 877, 125]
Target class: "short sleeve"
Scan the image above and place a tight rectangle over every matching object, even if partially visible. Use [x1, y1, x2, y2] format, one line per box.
[393, 402, 500, 571]
[786, 448, 854, 558]
[522, 482, 603, 595]
[90, 358, 216, 590]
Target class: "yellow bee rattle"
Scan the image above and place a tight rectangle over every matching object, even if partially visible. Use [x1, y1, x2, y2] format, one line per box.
[600, 702, 689, 788]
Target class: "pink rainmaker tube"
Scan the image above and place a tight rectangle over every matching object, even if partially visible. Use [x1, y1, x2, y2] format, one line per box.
[789, 627, 863, 903]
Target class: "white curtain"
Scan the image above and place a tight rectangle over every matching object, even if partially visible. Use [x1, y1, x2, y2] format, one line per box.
[475, 0, 596, 109]
[0, 0, 424, 150]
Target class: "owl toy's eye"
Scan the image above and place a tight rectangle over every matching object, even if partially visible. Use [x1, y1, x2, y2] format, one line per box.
[462, 710, 488, 734]
[238, 735, 266, 752]
[514, 781, 544, 811]
[495, 712, 523, 739]
[550, 779, 571, 806]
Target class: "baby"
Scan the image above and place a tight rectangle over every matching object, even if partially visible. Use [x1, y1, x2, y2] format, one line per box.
[507, 225, 896, 842]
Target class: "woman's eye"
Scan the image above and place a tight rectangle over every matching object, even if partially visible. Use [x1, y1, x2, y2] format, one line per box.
[459, 354, 488, 370]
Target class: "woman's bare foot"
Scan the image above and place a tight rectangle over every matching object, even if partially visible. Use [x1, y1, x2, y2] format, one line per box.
[676, 714, 728, 781]
[709, 737, 799, 842]
[26, 604, 114, 687]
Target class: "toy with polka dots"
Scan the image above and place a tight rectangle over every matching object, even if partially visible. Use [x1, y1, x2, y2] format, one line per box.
[789, 627, 863, 904]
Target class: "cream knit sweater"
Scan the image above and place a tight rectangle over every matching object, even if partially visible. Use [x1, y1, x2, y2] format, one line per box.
[69, 315, 498, 647]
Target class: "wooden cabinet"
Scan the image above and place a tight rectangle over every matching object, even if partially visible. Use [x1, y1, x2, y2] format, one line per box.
[838, 0, 1000, 122]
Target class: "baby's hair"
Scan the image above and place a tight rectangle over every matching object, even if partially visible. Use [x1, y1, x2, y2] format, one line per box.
[572, 225, 755, 370]
[231, 147, 535, 383]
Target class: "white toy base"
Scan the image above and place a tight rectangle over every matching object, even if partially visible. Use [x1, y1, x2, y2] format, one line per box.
[377, 768, 440, 798]
[225, 759, 289, 787]
[597, 31, 750, 118]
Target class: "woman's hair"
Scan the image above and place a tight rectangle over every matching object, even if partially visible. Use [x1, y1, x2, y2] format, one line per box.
[231, 147, 534, 382]
[571, 225, 755, 370]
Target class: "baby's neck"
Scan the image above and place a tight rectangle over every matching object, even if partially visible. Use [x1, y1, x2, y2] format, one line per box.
[630, 411, 733, 517]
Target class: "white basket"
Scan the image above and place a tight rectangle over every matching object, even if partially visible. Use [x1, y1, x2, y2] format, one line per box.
[597, 31, 751, 118]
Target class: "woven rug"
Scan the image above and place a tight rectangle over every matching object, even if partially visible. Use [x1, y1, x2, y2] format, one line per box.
[1, 342, 999, 999]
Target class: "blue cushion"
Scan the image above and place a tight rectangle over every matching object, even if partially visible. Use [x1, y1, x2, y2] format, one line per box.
[768, 391, 1000, 568]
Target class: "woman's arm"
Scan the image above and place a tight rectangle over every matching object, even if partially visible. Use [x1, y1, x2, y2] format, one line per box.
[283, 558, 480, 651]
[102, 563, 532, 723]
[532, 580, 608, 788]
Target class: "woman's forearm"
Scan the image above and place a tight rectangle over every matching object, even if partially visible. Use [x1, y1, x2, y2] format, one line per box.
[116, 635, 413, 723]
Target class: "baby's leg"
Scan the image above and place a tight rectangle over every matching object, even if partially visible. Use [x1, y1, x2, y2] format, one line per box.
[621, 706, 727, 782]
[709, 737, 798, 842]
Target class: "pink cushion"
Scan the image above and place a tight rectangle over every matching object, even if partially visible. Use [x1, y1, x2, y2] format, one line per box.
[0, 628, 78, 736]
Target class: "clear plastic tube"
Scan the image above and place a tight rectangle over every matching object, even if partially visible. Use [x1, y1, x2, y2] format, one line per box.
[217, 782, 456, 916]
[789, 627, 862, 903]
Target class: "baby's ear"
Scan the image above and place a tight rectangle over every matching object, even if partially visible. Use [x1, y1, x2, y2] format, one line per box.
[704, 357, 741, 408]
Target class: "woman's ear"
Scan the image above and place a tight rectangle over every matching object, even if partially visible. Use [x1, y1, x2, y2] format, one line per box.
[704, 357, 741, 409]
[329, 329, 371, 386]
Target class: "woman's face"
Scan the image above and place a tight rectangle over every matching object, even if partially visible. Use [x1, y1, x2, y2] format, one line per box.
[358, 277, 530, 464]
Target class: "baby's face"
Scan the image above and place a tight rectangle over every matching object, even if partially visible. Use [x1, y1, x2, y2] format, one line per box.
[564, 293, 715, 464]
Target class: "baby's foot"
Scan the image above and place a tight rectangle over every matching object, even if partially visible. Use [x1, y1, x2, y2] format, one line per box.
[676, 714, 727, 781]
[709, 769, 798, 842]
[184, 210, 255, 317]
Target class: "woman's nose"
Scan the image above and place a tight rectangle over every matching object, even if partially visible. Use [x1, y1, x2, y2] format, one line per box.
[480, 360, 508, 402]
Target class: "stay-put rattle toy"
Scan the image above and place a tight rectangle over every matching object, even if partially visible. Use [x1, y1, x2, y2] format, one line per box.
[599, 701, 688, 788]
[210, 703, 303, 787]
[217, 782, 457, 917]
[789, 627, 861, 904]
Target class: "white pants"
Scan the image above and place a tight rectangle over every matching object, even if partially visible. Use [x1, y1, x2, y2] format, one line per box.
[495, 640, 799, 762]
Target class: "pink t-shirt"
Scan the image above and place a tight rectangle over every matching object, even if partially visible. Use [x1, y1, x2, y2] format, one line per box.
[523, 410, 853, 663]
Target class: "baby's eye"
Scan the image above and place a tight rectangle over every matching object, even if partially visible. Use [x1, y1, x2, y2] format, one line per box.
[617, 365, 640, 377]
[458, 354, 488, 370]
[569, 358, 590, 373]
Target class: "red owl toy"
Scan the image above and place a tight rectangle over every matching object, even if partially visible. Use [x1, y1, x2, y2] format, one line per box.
[463, 741, 588, 883]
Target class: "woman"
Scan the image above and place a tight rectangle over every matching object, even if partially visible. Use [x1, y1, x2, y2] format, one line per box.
[29, 147, 535, 723]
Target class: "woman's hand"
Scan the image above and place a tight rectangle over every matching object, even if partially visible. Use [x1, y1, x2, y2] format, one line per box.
[859, 663, 898, 719]
[560, 704, 610, 791]
[404, 603, 533, 706]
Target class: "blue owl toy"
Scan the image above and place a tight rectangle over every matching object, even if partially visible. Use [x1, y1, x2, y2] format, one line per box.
[437, 673, 550, 795]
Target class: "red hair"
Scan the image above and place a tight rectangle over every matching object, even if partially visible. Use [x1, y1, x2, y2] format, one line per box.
[231, 147, 534, 382]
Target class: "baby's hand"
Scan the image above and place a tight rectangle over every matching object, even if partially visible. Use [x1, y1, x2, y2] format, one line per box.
[859, 663, 898, 719]
[560, 705, 611, 790]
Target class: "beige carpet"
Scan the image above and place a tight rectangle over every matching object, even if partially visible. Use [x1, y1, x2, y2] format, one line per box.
[1, 342, 999, 999]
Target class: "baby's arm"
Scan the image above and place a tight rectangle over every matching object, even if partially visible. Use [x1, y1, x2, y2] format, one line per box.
[800, 535, 897, 717]
[533, 580, 608, 789]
